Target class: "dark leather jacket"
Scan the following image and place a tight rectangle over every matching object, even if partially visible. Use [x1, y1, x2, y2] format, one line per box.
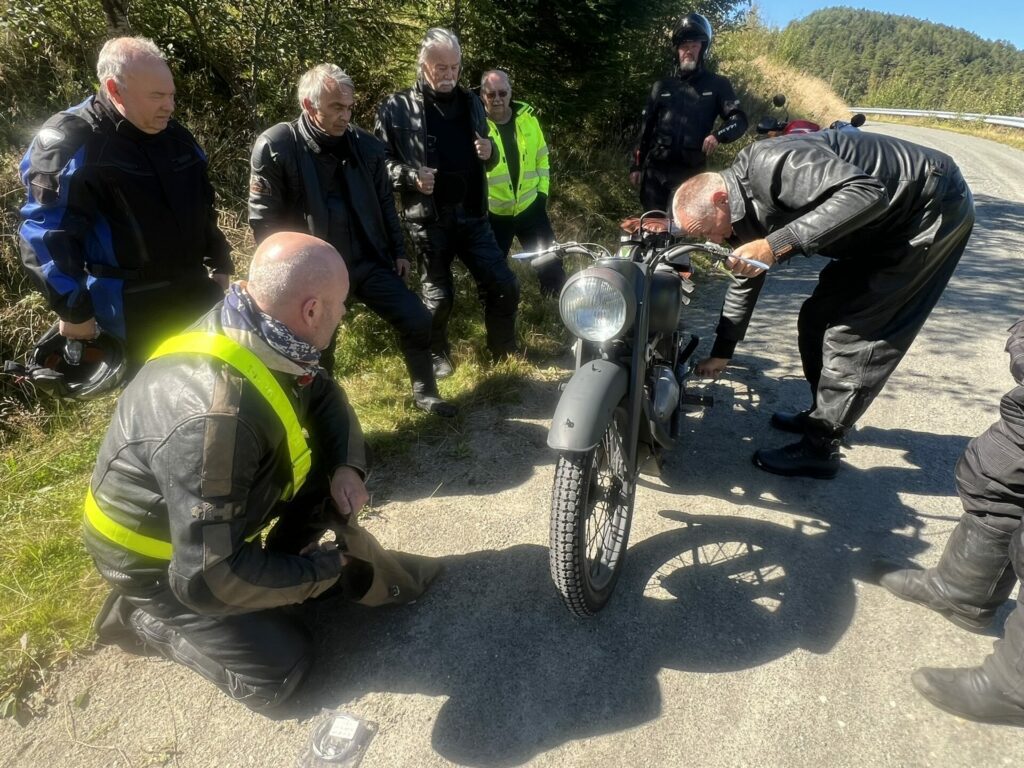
[19, 93, 231, 328]
[248, 120, 406, 265]
[632, 67, 746, 172]
[712, 130, 970, 356]
[85, 306, 367, 615]
[374, 80, 496, 223]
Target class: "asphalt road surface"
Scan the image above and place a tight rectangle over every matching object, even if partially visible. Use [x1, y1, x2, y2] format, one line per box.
[3, 123, 1024, 768]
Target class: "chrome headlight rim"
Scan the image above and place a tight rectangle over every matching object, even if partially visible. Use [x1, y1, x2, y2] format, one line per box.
[558, 266, 637, 343]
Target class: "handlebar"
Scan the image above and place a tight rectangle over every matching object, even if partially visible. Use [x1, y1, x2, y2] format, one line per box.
[511, 240, 613, 263]
[660, 241, 772, 272]
[513, 239, 771, 273]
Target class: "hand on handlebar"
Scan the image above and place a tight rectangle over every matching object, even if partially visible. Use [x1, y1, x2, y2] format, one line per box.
[725, 240, 776, 277]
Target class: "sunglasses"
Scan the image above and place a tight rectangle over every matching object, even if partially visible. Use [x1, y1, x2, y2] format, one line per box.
[484, 90, 509, 99]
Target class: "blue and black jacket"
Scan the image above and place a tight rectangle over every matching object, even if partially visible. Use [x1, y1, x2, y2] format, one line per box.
[19, 93, 231, 339]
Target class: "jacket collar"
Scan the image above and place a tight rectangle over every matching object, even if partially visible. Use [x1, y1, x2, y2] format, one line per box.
[92, 91, 166, 142]
[296, 112, 354, 156]
[720, 167, 748, 224]
[221, 325, 308, 376]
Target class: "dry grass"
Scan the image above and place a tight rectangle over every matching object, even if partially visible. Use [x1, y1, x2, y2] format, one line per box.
[723, 55, 855, 130]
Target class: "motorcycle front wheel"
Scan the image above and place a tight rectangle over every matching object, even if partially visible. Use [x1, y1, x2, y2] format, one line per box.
[549, 406, 636, 617]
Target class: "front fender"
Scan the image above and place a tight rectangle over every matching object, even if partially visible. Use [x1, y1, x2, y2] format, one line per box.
[547, 360, 629, 452]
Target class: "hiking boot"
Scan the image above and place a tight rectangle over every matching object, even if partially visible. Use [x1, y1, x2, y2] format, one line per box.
[753, 434, 840, 479]
[770, 409, 812, 434]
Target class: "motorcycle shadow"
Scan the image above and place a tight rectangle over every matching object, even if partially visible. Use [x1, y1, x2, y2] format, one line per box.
[278, 358, 980, 765]
[283, 508, 858, 765]
[663, 354, 971, 570]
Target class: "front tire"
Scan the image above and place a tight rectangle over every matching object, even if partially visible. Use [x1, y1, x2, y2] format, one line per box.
[549, 407, 636, 616]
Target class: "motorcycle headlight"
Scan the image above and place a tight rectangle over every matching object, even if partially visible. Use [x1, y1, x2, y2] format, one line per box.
[558, 267, 636, 342]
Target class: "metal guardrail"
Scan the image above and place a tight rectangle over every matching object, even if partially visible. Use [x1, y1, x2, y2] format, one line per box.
[850, 107, 1024, 130]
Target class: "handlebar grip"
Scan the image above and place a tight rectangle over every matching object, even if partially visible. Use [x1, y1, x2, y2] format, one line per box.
[532, 251, 562, 269]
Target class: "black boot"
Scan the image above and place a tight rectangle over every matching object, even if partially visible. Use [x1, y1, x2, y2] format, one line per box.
[912, 597, 1024, 726]
[911, 666, 1024, 726]
[93, 589, 147, 654]
[408, 349, 457, 417]
[880, 514, 1016, 632]
[753, 430, 841, 479]
[414, 393, 457, 417]
[770, 409, 812, 434]
[432, 351, 455, 380]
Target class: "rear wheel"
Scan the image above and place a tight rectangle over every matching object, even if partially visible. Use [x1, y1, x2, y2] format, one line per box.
[549, 407, 636, 616]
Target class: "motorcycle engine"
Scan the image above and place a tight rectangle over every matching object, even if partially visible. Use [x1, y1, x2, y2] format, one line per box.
[651, 364, 680, 425]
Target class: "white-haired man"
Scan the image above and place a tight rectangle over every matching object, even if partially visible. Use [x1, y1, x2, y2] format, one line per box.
[375, 28, 519, 378]
[19, 36, 231, 372]
[480, 69, 565, 297]
[673, 131, 974, 479]
[249, 64, 455, 417]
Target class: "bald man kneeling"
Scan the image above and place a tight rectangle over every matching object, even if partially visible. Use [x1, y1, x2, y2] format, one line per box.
[83, 232, 378, 709]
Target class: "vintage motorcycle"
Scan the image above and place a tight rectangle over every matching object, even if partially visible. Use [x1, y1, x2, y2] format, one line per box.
[516, 216, 762, 617]
[755, 93, 866, 138]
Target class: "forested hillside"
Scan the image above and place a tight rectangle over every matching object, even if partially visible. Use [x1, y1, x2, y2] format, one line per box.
[777, 7, 1024, 114]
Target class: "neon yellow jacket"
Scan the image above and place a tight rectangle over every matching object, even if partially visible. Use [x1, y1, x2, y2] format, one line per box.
[486, 102, 550, 217]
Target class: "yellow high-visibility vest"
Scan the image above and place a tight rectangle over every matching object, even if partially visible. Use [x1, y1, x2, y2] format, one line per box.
[84, 331, 312, 560]
[486, 102, 551, 218]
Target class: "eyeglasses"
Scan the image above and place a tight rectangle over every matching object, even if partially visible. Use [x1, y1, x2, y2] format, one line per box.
[483, 90, 509, 99]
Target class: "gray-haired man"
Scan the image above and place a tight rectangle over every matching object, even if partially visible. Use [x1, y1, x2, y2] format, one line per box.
[375, 28, 519, 377]
[249, 63, 455, 416]
[19, 36, 231, 372]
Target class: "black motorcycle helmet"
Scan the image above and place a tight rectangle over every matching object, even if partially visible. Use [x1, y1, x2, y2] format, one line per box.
[7, 322, 127, 400]
[671, 13, 713, 67]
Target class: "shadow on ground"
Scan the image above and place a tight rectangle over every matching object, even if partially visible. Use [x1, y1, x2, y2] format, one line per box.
[280, 207, 1024, 765]
[270, 353, 983, 766]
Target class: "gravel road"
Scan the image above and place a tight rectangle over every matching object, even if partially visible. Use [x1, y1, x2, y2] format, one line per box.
[3, 123, 1024, 768]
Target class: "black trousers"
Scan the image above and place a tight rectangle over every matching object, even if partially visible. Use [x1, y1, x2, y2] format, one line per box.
[121, 275, 225, 374]
[796, 172, 975, 434]
[409, 208, 520, 357]
[489, 198, 565, 296]
[957, 386, 1024, 523]
[320, 258, 437, 395]
[94, 480, 338, 711]
[639, 158, 705, 213]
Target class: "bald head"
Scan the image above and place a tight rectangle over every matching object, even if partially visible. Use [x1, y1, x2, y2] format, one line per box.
[247, 232, 349, 349]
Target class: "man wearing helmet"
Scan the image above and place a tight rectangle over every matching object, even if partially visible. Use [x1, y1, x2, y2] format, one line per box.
[629, 13, 748, 212]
